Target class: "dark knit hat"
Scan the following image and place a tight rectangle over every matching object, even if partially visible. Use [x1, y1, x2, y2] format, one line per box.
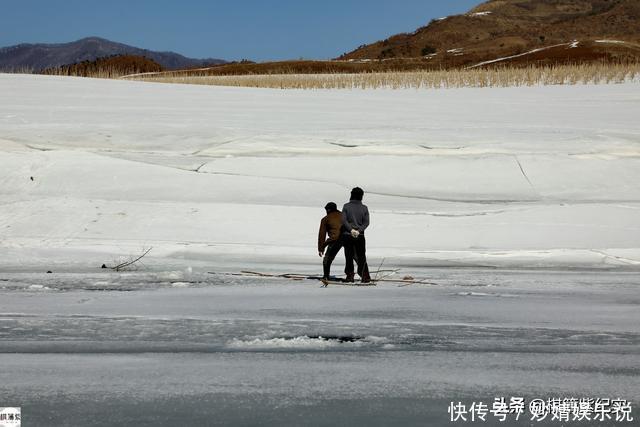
[350, 187, 364, 201]
[324, 202, 338, 211]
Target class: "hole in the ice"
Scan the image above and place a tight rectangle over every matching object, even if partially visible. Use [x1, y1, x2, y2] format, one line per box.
[305, 334, 365, 343]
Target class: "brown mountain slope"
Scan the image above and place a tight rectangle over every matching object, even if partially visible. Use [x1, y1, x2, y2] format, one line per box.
[339, 0, 640, 67]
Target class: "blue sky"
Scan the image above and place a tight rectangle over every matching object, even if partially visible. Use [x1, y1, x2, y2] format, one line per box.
[1, 1, 480, 61]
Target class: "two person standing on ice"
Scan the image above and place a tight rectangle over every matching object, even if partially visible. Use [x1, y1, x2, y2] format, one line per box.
[318, 187, 371, 284]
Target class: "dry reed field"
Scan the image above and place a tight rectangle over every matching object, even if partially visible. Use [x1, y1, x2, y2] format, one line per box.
[45, 68, 127, 79]
[123, 62, 640, 89]
[36, 55, 164, 79]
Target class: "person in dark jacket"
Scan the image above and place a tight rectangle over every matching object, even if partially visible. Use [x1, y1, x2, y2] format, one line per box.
[342, 187, 371, 283]
[318, 202, 345, 281]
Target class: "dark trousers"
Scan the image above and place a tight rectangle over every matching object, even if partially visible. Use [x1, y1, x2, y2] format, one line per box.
[323, 239, 345, 279]
[344, 235, 370, 281]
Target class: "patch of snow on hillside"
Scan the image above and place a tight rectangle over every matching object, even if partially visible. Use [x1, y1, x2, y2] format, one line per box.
[468, 43, 570, 68]
[469, 11, 492, 17]
[595, 40, 628, 45]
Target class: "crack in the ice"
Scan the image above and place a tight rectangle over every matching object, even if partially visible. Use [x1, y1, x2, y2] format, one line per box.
[192, 169, 640, 204]
[590, 250, 640, 265]
[198, 170, 543, 204]
[514, 155, 537, 193]
[614, 204, 640, 210]
[24, 144, 54, 152]
[420, 145, 466, 150]
[329, 142, 359, 148]
[387, 209, 522, 217]
[191, 135, 262, 155]
[368, 190, 541, 204]
[28, 150, 637, 206]
[193, 162, 208, 173]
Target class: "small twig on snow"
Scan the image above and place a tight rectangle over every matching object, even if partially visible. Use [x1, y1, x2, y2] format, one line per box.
[110, 247, 153, 272]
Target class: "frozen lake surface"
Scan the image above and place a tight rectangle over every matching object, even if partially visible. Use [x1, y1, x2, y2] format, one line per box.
[1, 268, 638, 426]
[1, 74, 639, 425]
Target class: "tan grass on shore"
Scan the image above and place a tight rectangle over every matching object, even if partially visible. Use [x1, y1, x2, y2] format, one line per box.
[123, 63, 640, 89]
[44, 67, 128, 79]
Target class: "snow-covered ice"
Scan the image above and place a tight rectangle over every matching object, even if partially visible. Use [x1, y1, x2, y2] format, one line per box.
[1, 74, 639, 271]
[1, 74, 639, 425]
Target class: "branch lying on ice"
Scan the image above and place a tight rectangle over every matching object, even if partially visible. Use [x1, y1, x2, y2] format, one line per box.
[103, 247, 153, 271]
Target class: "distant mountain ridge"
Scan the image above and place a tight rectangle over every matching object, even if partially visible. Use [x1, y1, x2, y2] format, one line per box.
[339, 0, 640, 67]
[0, 37, 226, 71]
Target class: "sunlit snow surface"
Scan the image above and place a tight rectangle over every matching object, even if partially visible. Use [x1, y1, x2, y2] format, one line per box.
[1, 75, 639, 425]
[1, 74, 639, 270]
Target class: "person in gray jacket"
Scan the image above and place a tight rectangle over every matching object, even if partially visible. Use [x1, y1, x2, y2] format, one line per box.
[342, 187, 371, 283]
